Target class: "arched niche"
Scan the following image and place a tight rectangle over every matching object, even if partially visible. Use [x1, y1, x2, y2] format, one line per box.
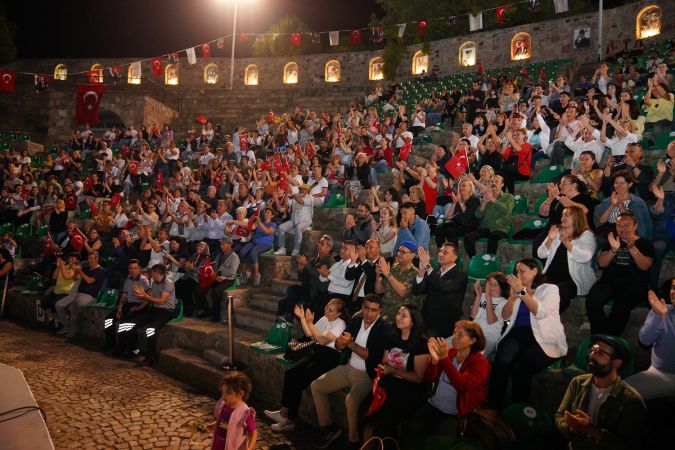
[284, 62, 299, 84]
[325, 60, 341, 82]
[511, 32, 531, 61]
[458, 42, 477, 67]
[636, 5, 661, 39]
[411, 50, 428, 75]
[128, 64, 141, 85]
[369, 57, 384, 81]
[165, 64, 179, 85]
[204, 63, 219, 85]
[244, 64, 259, 85]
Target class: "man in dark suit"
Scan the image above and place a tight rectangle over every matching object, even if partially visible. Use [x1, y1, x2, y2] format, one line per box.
[311, 294, 393, 448]
[345, 239, 382, 314]
[412, 243, 468, 337]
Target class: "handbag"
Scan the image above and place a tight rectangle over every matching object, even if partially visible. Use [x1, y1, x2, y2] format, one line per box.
[459, 408, 516, 450]
[283, 336, 315, 361]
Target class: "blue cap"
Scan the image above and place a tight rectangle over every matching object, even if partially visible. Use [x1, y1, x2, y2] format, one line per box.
[400, 241, 418, 253]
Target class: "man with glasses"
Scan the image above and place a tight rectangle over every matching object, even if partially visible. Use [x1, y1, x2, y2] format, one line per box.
[374, 241, 423, 320]
[343, 203, 375, 246]
[555, 335, 646, 449]
[412, 243, 468, 337]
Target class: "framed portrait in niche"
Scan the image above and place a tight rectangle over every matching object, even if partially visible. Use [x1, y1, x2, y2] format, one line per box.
[573, 27, 591, 49]
[511, 32, 531, 60]
[636, 6, 661, 39]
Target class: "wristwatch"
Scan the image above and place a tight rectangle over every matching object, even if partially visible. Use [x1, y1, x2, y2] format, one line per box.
[518, 289, 527, 297]
[385, 273, 393, 280]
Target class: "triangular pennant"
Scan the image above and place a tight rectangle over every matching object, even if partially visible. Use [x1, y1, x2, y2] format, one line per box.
[329, 31, 340, 46]
[397, 23, 406, 38]
[554, 0, 568, 14]
[185, 47, 197, 65]
[469, 12, 483, 32]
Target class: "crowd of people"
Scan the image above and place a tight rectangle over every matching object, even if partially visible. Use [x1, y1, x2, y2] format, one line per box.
[0, 37, 673, 449]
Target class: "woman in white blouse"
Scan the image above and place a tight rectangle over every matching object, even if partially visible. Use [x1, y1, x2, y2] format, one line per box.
[264, 298, 349, 432]
[537, 205, 596, 312]
[374, 206, 398, 256]
[488, 258, 567, 409]
[470, 272, 510, 355]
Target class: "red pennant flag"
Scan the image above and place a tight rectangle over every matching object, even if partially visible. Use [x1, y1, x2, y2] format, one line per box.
[198, 257, 216, 288]
[0, 70, 16, 93]
[444, 151, 469, 179]
[290, 33, 302, 47]
[128, 160, 139, 176]
[70, 227, 87, 252]
[88, 198, 99, 216]
[64, 193, 77, 210]
[44, 232, 56, 257]
[151, 57, 163, 77]
[399, 141, 412, 162]
[110, 192, 123, 209]
[477, 62, 484, 76]
[87, 70, 102, 84]
[75, 84, 106, 125]
[156, 171, 164, 190]
[83, 175, 93, 193]
[306, 140, 316, 161]
[349, 29, 362, 45]
[240, 33, 249, 42]
[520, 67, 528, 76]
[247, 204, 263, 230]
[417, 21, 428, 38]
[202, 43, 211, 59]
[496, 6, 508, 25]
[295, 142, 301, 161]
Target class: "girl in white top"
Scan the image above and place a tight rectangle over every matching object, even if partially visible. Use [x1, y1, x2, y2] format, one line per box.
[374, 205, 398, 256]
[263, 298, 349, 432]
[471, 273, 509, 355]
[489, 258, 567, 408]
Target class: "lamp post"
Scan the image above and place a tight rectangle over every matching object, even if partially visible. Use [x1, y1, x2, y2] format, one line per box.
[229, 0, 238, 90]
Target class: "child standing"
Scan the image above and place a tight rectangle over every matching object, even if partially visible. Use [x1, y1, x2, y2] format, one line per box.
[212, 371, 257, 450]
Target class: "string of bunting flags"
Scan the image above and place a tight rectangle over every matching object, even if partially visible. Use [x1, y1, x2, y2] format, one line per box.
[0, 0, 570, 94]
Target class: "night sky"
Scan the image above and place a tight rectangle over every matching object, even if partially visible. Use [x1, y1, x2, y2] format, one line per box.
[5, 0, 382, 59]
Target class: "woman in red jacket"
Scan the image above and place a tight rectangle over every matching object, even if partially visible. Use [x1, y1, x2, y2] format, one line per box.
[402, 320, 490, 440]
[500, 128, 532, 194]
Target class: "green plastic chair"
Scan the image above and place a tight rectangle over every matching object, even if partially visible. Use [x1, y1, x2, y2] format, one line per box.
[520, 218, 548, 232]
[563, 335, 634, 380]
[501, 403, 552, 449]
[531, 194, 548, 215]
[25, 274, 44, 290]
[15, 224, 32, 237]
[79, 209, 92, 219]
[0, 222, 13, 235]
[467, 253, 500, 283]
[35, 225, 49, 236]
[86, 289, 119, 311]
[14, 246, 22, 258]
[651, 133, 673, 150]
[533, 165, 563, 184]
[169, 299, 184, 323]
[326, 191, 347, 208]
[513, 194, 529, 215]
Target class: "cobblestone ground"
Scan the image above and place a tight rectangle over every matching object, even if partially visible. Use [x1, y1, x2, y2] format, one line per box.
[0, 322, 323, 450]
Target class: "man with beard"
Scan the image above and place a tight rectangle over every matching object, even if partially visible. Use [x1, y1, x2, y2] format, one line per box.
[555, 335, 646, 450]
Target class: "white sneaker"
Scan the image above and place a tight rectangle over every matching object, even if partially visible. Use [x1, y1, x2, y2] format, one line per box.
[264, 409, 288, 424]
[271, 421, 295, 432]
[291, 249, 300, 256]
[579, 320, 591, 331]
[274, 248, 287, 256]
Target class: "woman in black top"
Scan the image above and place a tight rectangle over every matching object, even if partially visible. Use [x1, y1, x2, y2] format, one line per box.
[435, 178, 480, 248]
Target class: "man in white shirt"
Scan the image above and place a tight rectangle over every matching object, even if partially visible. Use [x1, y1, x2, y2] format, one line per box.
[321, 240, 357, 307]
[274, 184, 313, 256]
[199, 144, 216, 167]
[564, 116, 605, 163]
[548, 105, 581, 165]
[311, 294, 392, 448]
[307, 164, 329, 206]
[462, 123, 480, 149]
[599, 114, 639, 156]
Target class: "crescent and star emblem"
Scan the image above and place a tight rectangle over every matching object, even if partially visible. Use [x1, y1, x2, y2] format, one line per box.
[82, 91, 99, 110]
[2, 74, 11, 83]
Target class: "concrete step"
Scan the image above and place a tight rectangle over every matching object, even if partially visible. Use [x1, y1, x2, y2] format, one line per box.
[158, 347, 223, 395]
[246, 292, 284, 314]
[233, 304, 277, 336]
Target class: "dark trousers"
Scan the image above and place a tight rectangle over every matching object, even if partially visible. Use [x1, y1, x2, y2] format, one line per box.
[549, 141, 571, 166]
[210, 279, 235, 321]
[586, 278, 647, 336]
[281, 346, 340, 419]
[402, 402, 459, 442]
[42, 292, 67, 312]
[115, 308, 175, 359]
[463, 229, 508, 258]
[435, 223, 471, 248]
[556, 280, 577, 313]
[501, 170, 530, 195]
[276, 285, 309, 318]
[488, 326, 556, 409]
[103, 302, 133, 349]
[175, 278, 198, 316]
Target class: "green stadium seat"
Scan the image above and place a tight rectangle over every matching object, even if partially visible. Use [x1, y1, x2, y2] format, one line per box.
[531, 194, 548, 215]
[35, 225, 49, 236]
[467, 253, 500, 283]
[14, 246, 22, 258]
[86, 289, 119, 311]
[0, 222, 13, 235]
[563, 335, 634, 380]
[169, 299, 184, 323]
[533, 165, 563, 184]
[513, 194, 529, 215]
[15, 224, 32, 237]
[501, 403, 552, 448]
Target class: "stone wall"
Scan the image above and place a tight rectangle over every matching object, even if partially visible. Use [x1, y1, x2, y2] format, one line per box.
[0, 1, 671, 145]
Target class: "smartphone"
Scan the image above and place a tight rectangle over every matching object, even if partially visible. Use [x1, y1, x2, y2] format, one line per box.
[612, 155, 626, 165]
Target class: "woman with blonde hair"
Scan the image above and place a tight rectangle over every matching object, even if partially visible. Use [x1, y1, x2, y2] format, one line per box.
[537, 205, 596, 312]
[373, 205, 398, 256]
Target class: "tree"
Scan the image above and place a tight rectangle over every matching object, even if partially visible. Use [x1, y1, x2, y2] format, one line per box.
[252, 15, 313, 57]
[0, 4, 16, 62]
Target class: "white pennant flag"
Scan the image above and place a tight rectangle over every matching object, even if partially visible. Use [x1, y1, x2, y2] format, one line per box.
[329, 31, 339, 46]
[397, 24, 406, 38]
[554, 0, 569, 14]
[185, 47, 196, 65]
[469, 13, 483, 32]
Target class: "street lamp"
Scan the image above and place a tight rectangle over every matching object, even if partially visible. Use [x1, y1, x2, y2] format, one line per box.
[215, 0, 257, 90]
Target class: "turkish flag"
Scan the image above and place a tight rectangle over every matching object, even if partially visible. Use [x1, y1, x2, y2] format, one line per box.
[496, 6, 508, 25]
[240, 33, 249, 42]
[156, 171, 164, 190]
[83, 175, 93, 193]
[247, 204, 262, 230]
[44, 233, 57, 257]
[306, 140, 316, 161]
[64, 193, 77, 210]
[75, 84, 106, 125]
[399, 142, 412, 162]
[239, 134, 248, 152]
[88, 198, 99, 216]
[444, 151, 469, 180]
[521, 67, 528, 76]
[86, 70, 101, 84]
[151, 57, 163, 76]
[290, 33, 302, 47]
[477, 62, 484, 75]
[417, 21, 428, 38]
[0, 70, 16, 93]
[198, 258, 216, 288]
[349, 29, 362, 45]
[202, 43, 211, 59]
[128, 160, 139, 175]
[110, 192, 123, 209]
[70, 227, 87, 252]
